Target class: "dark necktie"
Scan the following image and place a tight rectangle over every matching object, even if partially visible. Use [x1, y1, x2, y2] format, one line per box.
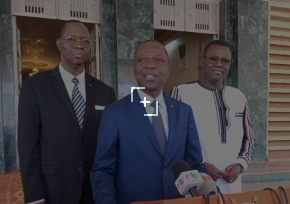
[71, 77, 86, 129]
[151, 100, 167, 156]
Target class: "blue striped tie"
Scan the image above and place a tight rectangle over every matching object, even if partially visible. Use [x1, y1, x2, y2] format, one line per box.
[72, 77, 86, 129]
[151, 100, 167, 156]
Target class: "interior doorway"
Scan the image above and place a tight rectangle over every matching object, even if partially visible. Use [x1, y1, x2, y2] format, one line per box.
[14, 16, 97, 81]
[154, 29, 214, 95]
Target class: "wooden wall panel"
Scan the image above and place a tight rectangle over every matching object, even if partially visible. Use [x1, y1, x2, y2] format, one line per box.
[268, 1, 290, 160]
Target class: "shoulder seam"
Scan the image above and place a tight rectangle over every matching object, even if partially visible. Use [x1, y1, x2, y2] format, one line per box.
[176, 80, 198, 87]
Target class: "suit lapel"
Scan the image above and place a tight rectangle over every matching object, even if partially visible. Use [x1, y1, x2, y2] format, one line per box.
[164, 95, 177, 158]
[51, 66, 79, 128]
[81, 74, 95, 136]
[127, 90, 163, 157]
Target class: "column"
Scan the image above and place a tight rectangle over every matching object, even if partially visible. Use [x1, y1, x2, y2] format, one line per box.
[0, 0, 18, 174]
[219, 0, 268, 161]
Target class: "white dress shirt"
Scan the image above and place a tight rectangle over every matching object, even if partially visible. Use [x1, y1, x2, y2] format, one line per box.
[59, 63, 86, 101]
[28, 63, 86, 204]
[137, 89, 169, 140]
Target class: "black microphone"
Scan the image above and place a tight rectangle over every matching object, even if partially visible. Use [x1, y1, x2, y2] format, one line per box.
[172, 160, 204, 197]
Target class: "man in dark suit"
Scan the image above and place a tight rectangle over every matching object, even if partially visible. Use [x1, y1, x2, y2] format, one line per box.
[90, 40, 208, 204]
[18, 20, 116, 204]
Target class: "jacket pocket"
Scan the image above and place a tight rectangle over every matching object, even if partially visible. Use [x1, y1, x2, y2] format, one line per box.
[41, 165, 56, 176]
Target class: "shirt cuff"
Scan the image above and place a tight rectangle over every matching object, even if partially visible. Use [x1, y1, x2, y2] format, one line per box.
[236, 158, 248, 173]
[27, 199, 45, 204]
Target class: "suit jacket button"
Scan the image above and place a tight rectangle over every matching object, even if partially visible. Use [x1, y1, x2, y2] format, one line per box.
[78, 165, 83, 170]
[163, 169, 167, 174]
[160, 195, 164, 199]
[81, 142, 85, 145]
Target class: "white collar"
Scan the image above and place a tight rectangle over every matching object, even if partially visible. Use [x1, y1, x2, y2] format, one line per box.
[137, 89, 166, 108]
[59, 63, 85, 83]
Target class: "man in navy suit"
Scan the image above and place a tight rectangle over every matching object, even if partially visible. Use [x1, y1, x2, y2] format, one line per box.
[90, 40, 207, 204]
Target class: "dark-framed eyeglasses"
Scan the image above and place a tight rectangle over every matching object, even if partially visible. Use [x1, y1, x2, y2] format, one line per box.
[60, 37, 93, 47]
[203, 56, 232, 66]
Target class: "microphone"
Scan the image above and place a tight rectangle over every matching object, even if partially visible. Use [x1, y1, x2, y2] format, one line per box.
[192, 172, 217, 196]
[172, 160, 204, 197]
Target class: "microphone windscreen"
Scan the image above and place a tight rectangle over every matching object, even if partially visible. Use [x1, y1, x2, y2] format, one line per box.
[193, 172, 217, 196]
[172, 160, 192, 179]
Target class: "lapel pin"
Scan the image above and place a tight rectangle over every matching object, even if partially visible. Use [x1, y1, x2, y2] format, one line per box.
[89, 84, 92, 87]
[171, 104, 174, 108]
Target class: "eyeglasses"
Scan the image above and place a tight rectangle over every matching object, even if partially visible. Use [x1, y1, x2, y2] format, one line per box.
[61, 37, 93, 47]
[203, 56, 232, 66]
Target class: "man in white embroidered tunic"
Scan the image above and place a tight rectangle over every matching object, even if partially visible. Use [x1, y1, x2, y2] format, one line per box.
[170, 40, 255, 194]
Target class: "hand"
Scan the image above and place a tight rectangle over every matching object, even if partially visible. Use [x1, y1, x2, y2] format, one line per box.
[223, 163, 242, 183]
[203, 162, 228, 181]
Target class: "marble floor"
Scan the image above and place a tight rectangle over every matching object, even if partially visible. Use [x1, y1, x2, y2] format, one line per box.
[244, 160, 290, 175]
[242, 160, 290, 192]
